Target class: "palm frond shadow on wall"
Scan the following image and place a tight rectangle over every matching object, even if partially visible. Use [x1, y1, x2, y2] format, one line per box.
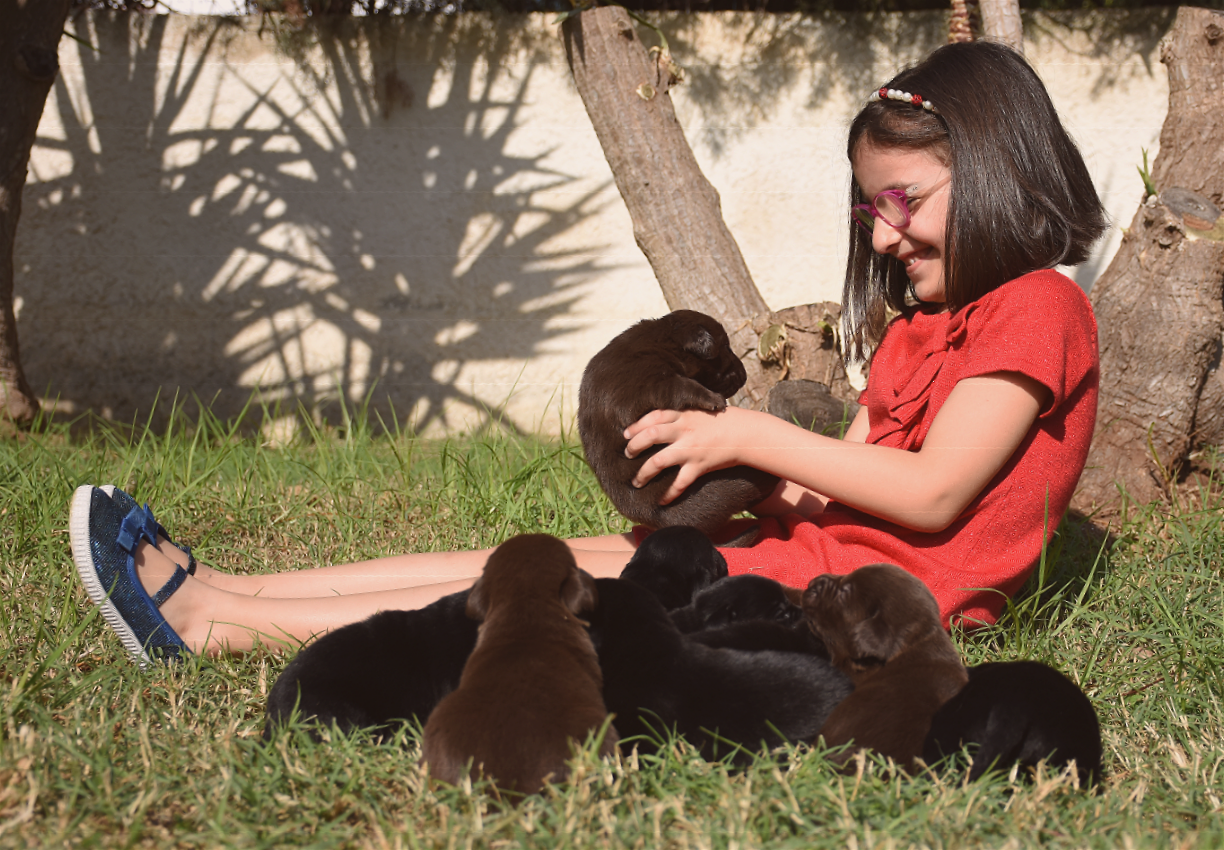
[19, 12, 610, 434]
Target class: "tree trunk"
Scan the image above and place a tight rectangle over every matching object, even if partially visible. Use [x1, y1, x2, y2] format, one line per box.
[978, 0, 1023, 53]
[1072, 7, 1224, 513]
[0, 0, 70, 425]
[948, 0, 975, 44]
[561, 6, 773, 407]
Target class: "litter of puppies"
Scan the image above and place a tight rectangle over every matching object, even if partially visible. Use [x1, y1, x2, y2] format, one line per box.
[265, 525, 1102, 795]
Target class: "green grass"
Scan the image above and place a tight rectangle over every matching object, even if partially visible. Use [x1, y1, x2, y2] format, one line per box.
[1, 401, 1223, 848]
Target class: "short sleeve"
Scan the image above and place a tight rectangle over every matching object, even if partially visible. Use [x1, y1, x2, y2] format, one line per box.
[953, 271, 1098, 417]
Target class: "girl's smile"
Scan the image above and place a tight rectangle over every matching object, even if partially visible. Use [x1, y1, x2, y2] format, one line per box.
[852, 144, 951, 304]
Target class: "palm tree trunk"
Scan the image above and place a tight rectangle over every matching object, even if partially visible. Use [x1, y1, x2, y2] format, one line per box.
[0, 0, 72, 424]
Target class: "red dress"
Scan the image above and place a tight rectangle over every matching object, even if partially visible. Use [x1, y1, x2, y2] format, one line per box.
[643, 270, 1099, 628]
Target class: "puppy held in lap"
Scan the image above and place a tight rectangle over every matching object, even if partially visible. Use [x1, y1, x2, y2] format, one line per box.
[264, 589, 476, 741]
[589, 577, 851, 762]
[802, 564, 967, 770]
[421, 535, 617, 797]
[578, 310, 779, 535]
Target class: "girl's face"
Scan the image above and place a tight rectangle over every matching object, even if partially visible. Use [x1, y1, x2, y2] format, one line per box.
[851, 143, 951, 305]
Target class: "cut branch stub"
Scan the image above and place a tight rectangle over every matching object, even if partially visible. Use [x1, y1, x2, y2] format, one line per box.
[750, 302, 858, 401]
[561, 6, 772, 407]
[751, 301, 862, 433]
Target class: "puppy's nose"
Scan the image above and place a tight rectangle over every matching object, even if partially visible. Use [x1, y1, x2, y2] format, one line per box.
[778, 604, 803, 625]
[802, 575, 836, 610]
[806, 574, 836, 595]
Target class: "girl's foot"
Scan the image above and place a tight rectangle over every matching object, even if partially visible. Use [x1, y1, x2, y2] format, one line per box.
[101, 486, 221, 584]
[68, 485, 193, 665]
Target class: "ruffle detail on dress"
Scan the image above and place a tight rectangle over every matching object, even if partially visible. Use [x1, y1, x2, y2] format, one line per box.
[873, 304, 976, 450]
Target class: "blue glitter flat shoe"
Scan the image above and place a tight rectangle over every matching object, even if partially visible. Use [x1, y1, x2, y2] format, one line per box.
[100, 486, 197, 578]
[69, 485, 193, 666]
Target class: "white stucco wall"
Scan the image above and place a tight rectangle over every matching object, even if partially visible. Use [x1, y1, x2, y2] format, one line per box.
[17, 10, 1172, 434]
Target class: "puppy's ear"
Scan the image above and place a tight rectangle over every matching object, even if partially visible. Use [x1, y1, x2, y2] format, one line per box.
[682, 326, 717, 360]
[466, 577, 488, 621]
[560, 567, 599, 617]
[850, 605, 898, 662]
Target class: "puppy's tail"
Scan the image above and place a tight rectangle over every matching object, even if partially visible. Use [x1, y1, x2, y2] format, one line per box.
[717, 524, 761, 548]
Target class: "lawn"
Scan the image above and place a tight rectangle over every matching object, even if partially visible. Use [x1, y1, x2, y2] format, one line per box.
[0, 403, 1222, 848]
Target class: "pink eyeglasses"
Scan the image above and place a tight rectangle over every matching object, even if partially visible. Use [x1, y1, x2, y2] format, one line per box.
[852, 188, 913, 232]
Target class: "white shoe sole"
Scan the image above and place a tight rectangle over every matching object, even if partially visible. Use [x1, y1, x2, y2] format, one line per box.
[68, 484, 153, 667]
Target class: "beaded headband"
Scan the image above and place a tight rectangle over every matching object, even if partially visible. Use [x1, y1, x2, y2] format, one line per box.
[868, 87, 939, 115]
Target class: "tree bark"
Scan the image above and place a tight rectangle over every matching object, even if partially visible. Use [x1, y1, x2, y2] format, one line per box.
[1073, 6, 1224, 513]
[948, 0, 975, 44]
[0, 0, 70, 424]
[561, 6, 773, 407]
[978, 0, 1023, 53]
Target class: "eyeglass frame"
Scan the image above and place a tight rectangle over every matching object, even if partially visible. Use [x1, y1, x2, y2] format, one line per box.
[851, 188, 913, 233]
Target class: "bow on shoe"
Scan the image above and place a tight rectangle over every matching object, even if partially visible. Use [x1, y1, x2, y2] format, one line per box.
[117, 504, 161, 555]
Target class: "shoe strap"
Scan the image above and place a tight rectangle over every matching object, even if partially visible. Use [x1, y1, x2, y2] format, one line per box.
[151, 563, 189, 608]
[117, 505, 197, 576]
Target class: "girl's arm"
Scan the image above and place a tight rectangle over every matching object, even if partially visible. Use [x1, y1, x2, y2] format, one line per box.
[749, 406, 870, 518]
[624, 372, 1046, 533]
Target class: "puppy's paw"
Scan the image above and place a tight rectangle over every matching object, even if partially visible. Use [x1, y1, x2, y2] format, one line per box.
[667, 379, 729, 414]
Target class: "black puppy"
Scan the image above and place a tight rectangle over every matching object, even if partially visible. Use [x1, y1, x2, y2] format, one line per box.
[588, 577, 852, 762]
[922, 660, 1103, 786]
[672, 574, 824, 655]
[620, 526, 728, 611]
[671, 574, 804, 632]
[578, 310, 779, 535]
[264, 590, 476, 740]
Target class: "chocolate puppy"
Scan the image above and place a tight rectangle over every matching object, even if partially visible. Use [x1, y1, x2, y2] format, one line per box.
[589, 577, 852, 762]
[264, 589, 476, 740]
[803, 564, 968, 769]
[923, 660, 1102, 786]
[578, 310, 779, 534]
[619, 526, 728, 611]
[421, 535, 617, 796]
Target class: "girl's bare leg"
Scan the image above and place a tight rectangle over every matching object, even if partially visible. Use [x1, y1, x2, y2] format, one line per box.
[188, 533, 637, 598]
[133, 534, 638, 655]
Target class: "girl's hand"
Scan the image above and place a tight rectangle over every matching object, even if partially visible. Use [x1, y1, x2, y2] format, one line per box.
[619, 374, 1045, 532]
[623, 407, 751, 504]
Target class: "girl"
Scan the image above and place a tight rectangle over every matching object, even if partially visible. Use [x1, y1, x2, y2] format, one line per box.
[69, 40, 1105, 664]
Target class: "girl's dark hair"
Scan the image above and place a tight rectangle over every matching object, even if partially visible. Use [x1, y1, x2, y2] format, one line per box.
[842, 41, 1107, 360]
